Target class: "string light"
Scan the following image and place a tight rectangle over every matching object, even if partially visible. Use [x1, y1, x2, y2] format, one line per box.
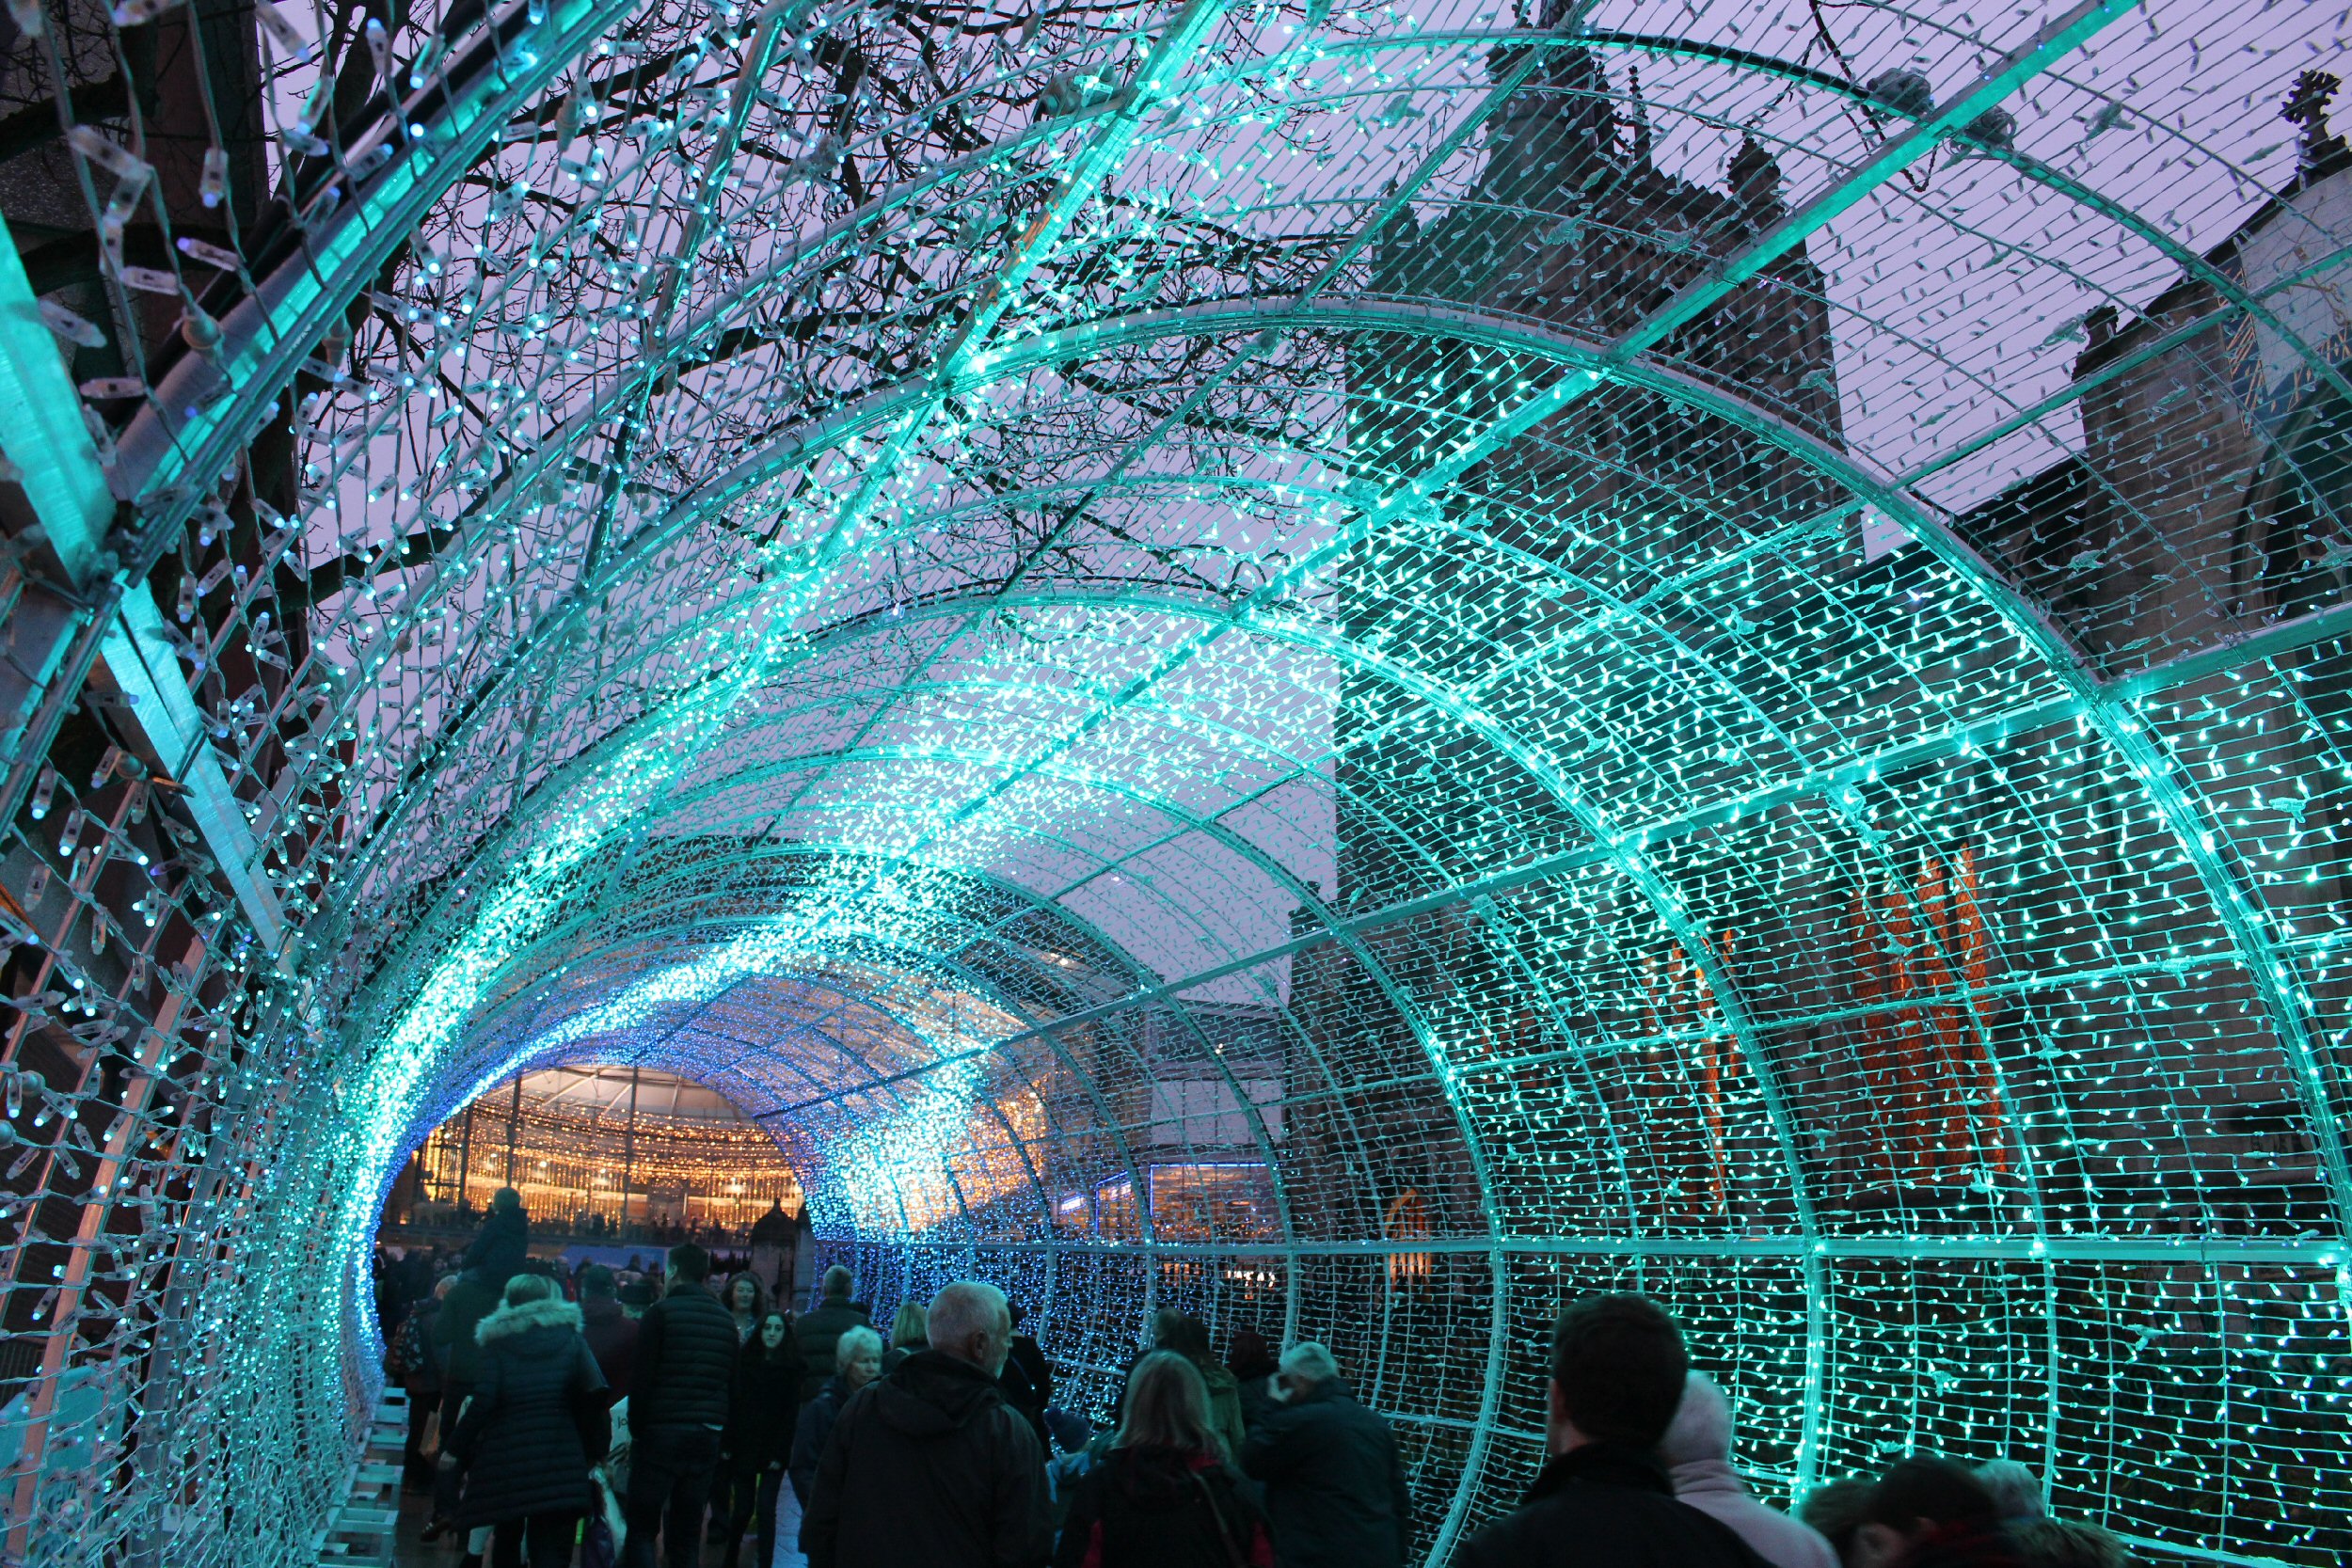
[0, 3, 2344, 1566]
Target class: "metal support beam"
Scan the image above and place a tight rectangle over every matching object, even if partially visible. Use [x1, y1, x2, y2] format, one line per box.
[0, 213, 285, 959]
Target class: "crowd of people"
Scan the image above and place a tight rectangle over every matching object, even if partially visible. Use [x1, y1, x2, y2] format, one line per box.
[378, 1193, 2133, 1568]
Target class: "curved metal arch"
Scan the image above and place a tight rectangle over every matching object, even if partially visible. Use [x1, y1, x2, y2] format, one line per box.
[450, 914, 1084, 1237]
[461, 832, 1301, 1237]
[496, 726, 1488, 1251]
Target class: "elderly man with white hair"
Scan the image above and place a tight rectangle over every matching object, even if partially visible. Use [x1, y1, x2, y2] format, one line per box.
[1660, 1372, 1836, 1568]
[800, 1279, 1051, 1568]
[1240, 1340, 1414, 1568]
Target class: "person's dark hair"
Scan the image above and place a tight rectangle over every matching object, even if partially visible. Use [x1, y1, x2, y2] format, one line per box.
[1228, 1328, 1277, 1381]
[1867, 1457, 2000, 1531]
[668, 1243, 710, 1283]
[750, 1310, 797, 1364]
[1548, 1292, 1689, 1449]
[1797, 1477, 1876, 1557]
[1151, 1307, 1211, 1360]
[492, 1186, 521, 1212]
[2008, 1518, 2128, 1568]
[725, 1273, 766, 1315]
[580, 1265, 616, 1300]
[616, 1280, 655, 1309]
[821, 1264, 851, 1299]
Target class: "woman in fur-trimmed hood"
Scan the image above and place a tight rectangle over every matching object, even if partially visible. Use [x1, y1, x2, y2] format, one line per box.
[444, 1273, 610, 1562]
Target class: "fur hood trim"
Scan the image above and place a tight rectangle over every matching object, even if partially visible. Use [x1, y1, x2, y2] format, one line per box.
[477, 1295, 583, 1345]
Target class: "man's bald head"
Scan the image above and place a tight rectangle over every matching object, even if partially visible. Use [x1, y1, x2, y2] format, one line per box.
[928, 1281, 1012, 1376]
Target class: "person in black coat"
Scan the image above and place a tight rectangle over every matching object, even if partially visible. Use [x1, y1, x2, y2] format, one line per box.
[624, 1243, 741, 1568]
[801, 1281, 1051, 1568]
[795, 1266, 873, 1402]
[719, 1311, 803, 1568]
[997, 1300, 1054, 1449]
[1240, 1343, 1411, 1568]
[1226, 1330, 1280, 1436]
[1054, 1352, 1273, 1568]
[465, 1187, 531, 1290]
[789, 1326, 882, 1505]
[1452, 1293, 1771, 1568]
[445, 1273, 610, 1568]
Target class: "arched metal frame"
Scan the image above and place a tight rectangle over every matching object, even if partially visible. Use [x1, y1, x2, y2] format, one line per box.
[3, 0, 2351, 1564]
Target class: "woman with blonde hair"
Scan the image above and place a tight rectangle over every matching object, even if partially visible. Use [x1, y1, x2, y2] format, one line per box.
[879, 1300, 930, 1373]
[1054, 1351, 1272, 1568]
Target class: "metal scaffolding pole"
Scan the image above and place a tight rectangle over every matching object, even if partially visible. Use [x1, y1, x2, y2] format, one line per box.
[619, 1065, 640, 1233]
[503, 1074, 523, 1187]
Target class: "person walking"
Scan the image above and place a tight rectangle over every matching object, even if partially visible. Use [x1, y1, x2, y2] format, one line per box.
[392, 1275, 452, 1486]
[422, 1264, 506, 1543]
[1660, 1372, 1836, 1568]
[442, 1274, 611, 1568]
[1452, 1293, 1770, 1568]
[1150, 1311, 1244, 1462]
[577, 1264, 638, 1406]
[718, 1310, 803, 1568]
[796, 1267, 872, 1402]
[998, 1302, 1053, 1449]
[801, 1280, 1052, 1568]
[1240, 1342, 1412, 1568]
[881, 1301, 929, 1374]
[1053, 1351, 1273, 1568]
[623, 1243, 741, 1568]
[789, 1327, 882, 1507]
[711, 1275, 773, 1549]
[466, 1187, 532, 1289]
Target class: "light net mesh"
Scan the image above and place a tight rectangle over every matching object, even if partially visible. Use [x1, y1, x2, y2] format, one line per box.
[0, 0, 2347, 1562]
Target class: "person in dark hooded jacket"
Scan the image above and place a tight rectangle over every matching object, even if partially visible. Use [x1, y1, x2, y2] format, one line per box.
[1241, 1342, 1412, 1568]
[1054, 1352, 1272, 1568]
[445, 1273, 610, 1568]
[465, 1187, 531, 1289]
[802, 1280, 1051, 1568]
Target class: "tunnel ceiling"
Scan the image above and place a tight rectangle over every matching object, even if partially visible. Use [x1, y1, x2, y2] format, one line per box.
[0, 0, 2349, 1563]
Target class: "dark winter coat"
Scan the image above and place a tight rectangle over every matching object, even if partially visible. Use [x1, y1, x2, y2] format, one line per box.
[724, 1341, 805, 1474]
[447, 1297, 610, 1528]
[434, 1274, 503, 1389]
[1452, 1445, 1774, 1568]
[579, 1295, 638, 1406]
[463, 1206, 531, 1287]
[631, 1282, 739, 1431]
[789, 1373, 850, 1505]
[802, 1349, 1052, 1568]
[1053, 1445, 1274, 1568]
[795, 1298, 873, 1402]
[1234, 1375, 1278, 1435]
[999, 1334, 1054, 1446]
[1239, 1381, 1412, 1568]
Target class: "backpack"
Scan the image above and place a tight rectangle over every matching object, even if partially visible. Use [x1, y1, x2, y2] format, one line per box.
[384, 1313, 429, 1380]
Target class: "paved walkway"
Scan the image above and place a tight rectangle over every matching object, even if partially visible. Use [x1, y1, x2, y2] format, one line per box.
[393, 1480, 808, 1567]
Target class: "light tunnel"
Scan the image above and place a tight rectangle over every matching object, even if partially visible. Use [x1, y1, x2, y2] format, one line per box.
[0, 0, 2347, 1562]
